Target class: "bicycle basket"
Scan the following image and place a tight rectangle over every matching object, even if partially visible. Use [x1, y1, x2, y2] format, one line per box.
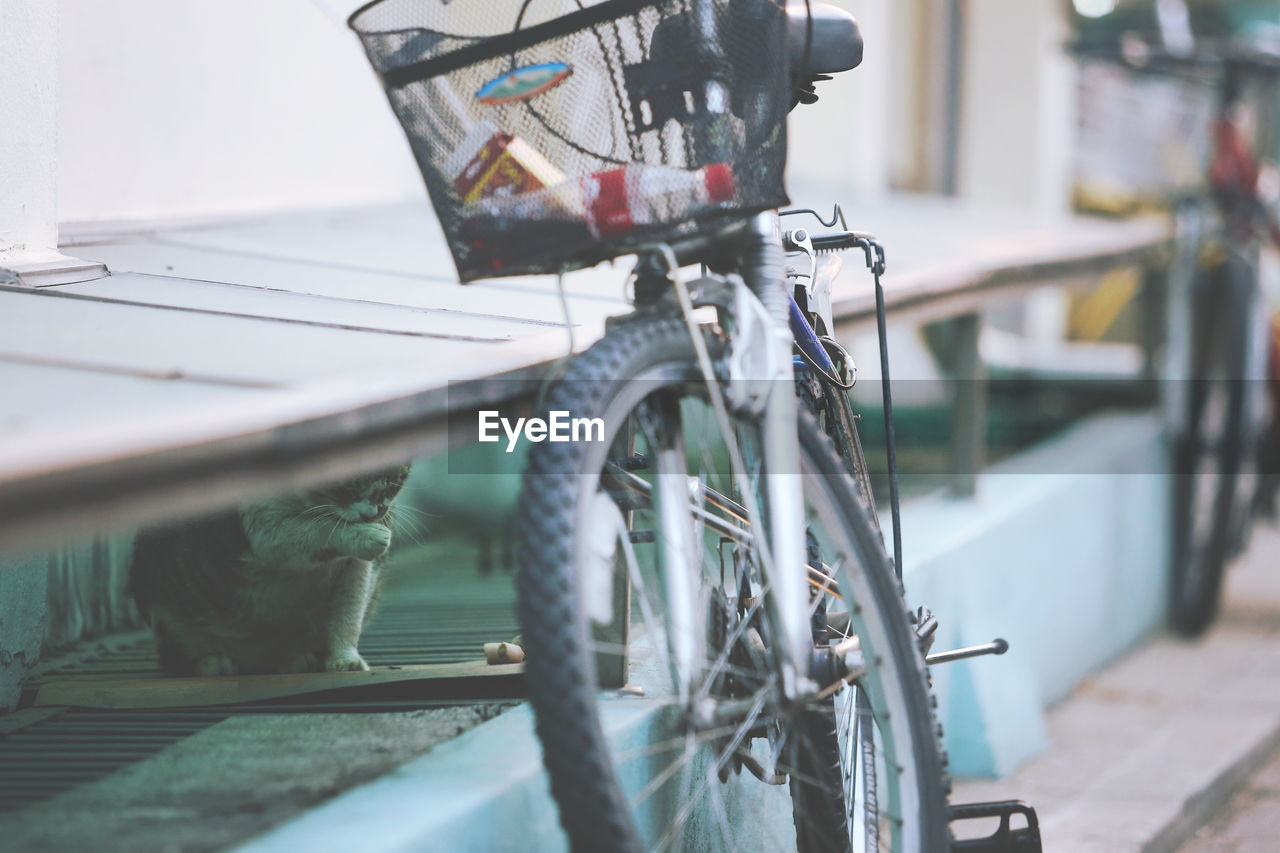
[350, 0, 791, 282]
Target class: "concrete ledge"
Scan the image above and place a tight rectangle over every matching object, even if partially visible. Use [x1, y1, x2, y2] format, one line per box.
[236, 701, 798, 853]
[0, 252, 108, 287]
[236, 705, 570, 853]
[953, 520, 1280, 852]
[903, 411, 1170, 776]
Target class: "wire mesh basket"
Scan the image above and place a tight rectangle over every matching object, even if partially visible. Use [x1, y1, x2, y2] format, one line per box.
[350, 0, 791, 282]
[1073, 58, 1216, 215]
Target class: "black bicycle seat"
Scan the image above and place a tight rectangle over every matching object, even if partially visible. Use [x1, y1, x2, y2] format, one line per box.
[788, 2, 863, 76]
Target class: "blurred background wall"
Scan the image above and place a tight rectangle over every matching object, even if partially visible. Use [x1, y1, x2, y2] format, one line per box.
[55, 0, 425, 228]
[11, 1, 1081, 238]
[0, 1, 58, 260]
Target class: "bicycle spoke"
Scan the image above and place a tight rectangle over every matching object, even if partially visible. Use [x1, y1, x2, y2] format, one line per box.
[611, 721, 756, 765]
[702, 767, 743, 853]
[623, 704, 779, 825]
[653, 680, 774, 852]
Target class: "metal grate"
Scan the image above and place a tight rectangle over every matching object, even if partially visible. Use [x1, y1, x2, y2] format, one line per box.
[31, 539, 522, 681]
[29, 600, 520, 681]
[0, 709, 226, 812]
[5, 544, 521, 813]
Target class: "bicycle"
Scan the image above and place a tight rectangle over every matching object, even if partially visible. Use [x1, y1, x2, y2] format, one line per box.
[1072, 31, 1279, 636]
[349, 1, 1041, 850]
[1170, 50, 1277, 635]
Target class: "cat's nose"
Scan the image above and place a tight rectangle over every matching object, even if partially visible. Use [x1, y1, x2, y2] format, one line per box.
[357, 505, 381, 521]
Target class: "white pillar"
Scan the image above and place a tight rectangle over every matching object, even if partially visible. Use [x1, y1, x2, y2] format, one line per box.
[957, 0, 1077, 215]
[786, 0, 894, 200]
[0, 1, 59, 262]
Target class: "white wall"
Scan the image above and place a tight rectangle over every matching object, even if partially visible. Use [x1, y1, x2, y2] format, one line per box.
[1, 1, 59, 260]
[57, 0, 424, 227]
[49, 1, 1074, 232]
[957, 0, 1077, 214]
[54, 0, 899, 228]
[786, 0, 1079, 214]
[785, 0, 894, 201]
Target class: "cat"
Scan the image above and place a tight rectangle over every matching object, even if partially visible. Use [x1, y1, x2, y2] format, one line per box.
[129, 465, 412, 677]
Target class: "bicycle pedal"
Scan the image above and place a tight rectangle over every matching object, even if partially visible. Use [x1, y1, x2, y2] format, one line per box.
[950, 800, 1042, 852]
[927, 638, 1008, 666]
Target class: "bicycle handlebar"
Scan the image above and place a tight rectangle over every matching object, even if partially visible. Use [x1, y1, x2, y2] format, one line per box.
[809, 231, 864, 253]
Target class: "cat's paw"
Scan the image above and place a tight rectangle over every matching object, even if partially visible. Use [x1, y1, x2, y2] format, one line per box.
[343, 523, 392, 561]
[279, 652, 322, 674]
[194, 654, 238, 677]
[324, 647, 370, 672]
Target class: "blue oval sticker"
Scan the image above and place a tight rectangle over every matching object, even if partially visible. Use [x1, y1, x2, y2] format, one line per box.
[476, 62, 572, 105]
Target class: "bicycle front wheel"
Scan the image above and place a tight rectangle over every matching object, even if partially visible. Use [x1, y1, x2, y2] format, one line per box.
[515, 315, 948, 852]
[1171, 251, 1253, 635]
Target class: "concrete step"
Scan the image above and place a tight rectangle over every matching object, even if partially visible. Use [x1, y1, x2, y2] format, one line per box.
[1177, 725, 1280, 850]
[952, 518, 1280, 853]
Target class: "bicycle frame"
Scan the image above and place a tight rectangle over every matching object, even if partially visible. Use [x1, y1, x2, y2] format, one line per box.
[650, 203, 905, 705]
[751, 224, 812, 702]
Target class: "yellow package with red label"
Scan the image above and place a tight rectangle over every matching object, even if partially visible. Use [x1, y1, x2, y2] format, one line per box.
[446, 121, 564, 203]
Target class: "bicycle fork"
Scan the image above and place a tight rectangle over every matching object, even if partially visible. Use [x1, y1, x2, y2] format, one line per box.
[662, 213, 817, 704]
[745, 212, 818, 701]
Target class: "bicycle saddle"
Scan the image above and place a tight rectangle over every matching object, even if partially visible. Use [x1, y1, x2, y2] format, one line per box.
[788, 2, 863, 76]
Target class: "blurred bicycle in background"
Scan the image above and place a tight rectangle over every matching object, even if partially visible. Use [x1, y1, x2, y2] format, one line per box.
[1071, 0, 1280, 634]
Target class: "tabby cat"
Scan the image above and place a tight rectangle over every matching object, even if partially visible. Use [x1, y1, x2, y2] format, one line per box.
[129, 466, 412, 676]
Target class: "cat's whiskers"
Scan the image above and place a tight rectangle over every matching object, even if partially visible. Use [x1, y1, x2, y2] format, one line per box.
[390, 504, 430, 521]
[387, 505, 425, 530]
[389, 514, 422, 536]
[387, 507, 427, 544]
[300, 504, 341, 521]
[391, 486, 445, 518]
[324, 517, 346, 548]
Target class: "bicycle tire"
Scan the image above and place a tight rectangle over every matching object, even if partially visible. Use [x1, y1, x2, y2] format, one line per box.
[515, 315, 948, 852]
[797, 365, 880, 529]
[1170, 251, 1252, 635]
[789, 394, 949, 853]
